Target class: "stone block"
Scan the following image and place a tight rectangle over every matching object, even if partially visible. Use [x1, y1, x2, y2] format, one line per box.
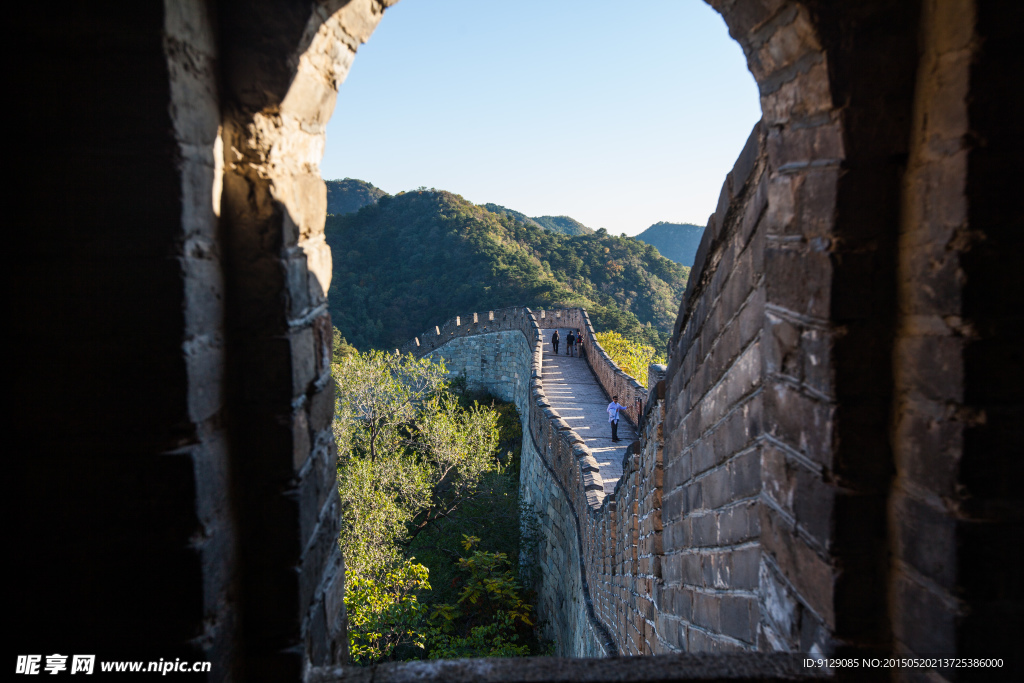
[732, 122, 763, 191]
[678, 552, 702, 588]
[308, 380, 335, 434]
[686, 626, 716, 653]
[760, 505, 834, 628]
[720, 595, 756, 643]
[292, 409, 311, 471]
[685, 481, 703, 514]
[701, 553, 716, 588]
[701, 466, 730, 511]
[718, 501, 759, 545]
[184, 332, 224, 424]
[891, 492, 957, 590]
[768, 121, 843, 171]
[764, 381, 833, 467]
[761, 58, 832, 126]
[731, 546, 760, 590]
[894, 334, 964, 404]
[290, 326, 317, 397]
[891, 399, 961, 498]
[729, 447, 762, 500]
[662, 488, 684, 524]
[764, 244, 831, 321]
[761, 444, 832, 547]
[692, 592, 721, 633]
[691, 512, 717, 548]
[691, 437, 716, 476]
[890, 571, 956, 656]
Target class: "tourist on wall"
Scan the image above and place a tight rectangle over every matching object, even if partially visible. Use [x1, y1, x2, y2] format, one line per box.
[607, 395, 628, 442]
[551, 329, 560, 355]
[566, 330, 575, 356]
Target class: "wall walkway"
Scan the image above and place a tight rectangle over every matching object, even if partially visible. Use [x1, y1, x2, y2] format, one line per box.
[540, 329, 635, 494]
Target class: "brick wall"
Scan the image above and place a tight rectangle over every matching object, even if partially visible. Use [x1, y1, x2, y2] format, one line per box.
[373, 0, 1023, 668]
[889, 0, 1024, 663]
[398, 119, 820, 659]
[404, 307, 611, 655]
[12, 1, 394, 678]
[661, 123, 774, 653]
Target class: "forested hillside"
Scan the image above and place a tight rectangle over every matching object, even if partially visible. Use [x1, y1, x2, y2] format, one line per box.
[325, 190, 688, 351]
[635, 222, 705, 267]
[481, 204, 543, 230]
[530, 214, 592, 236]
[482, 204, 593, 236]
[326, 178, 387, 215]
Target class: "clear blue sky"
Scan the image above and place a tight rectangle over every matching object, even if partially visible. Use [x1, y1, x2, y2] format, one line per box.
[321, 0, 761, 235]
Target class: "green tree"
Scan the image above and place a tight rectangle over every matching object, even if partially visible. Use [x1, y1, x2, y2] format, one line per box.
[424, 536, 534, 659]
[332, 326, 358, 361]
[332, 339, 548, 663]
[333, 350, 500, 578]
[594, 330, 666, 383]
[333, 350, 447, 463]
[346, 559, 430, 664]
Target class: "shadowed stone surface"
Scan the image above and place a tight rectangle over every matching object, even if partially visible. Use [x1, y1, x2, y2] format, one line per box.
[311, 653, 827, 682]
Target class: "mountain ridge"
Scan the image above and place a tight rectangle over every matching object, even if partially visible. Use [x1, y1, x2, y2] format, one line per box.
[482, 203, 594, 236]
[325, 178, 386, 216]
[324, 189, 688, 352]
[634, 221, 705, 267]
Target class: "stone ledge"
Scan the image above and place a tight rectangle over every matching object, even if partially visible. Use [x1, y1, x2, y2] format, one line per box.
[308, 653, 828, 682]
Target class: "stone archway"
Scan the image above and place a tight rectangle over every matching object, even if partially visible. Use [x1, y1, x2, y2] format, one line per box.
[177, 0, 1006, 669]
[12, 0, 1018, 679]
[210, 0, 912, 663]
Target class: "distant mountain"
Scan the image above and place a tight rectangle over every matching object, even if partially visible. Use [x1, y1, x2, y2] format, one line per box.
[634, 222, 705, 267]
[483, 204, 593, 236]
[530, 215, 593, 236]
[481, 204, 544, 230]
[325, 190, 688, 352]
[325, 178, 387, 216]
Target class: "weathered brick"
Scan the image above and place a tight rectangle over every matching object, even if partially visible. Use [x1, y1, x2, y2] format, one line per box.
[760, 505, 834, 628]
[764, 380, 833, 467]
[764, 245, 831, 320]
[720, 595, 756, 643]
[692, 592, 722, 633]
[731, 546, 760, 590]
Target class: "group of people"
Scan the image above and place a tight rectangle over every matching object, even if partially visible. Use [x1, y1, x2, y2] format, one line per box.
[549, 328, 629, 442]
[549, 328, 584, 357]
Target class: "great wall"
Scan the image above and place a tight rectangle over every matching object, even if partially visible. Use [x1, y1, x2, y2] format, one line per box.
[390, 121, 807, 658]
[13, 1, 1019, 680]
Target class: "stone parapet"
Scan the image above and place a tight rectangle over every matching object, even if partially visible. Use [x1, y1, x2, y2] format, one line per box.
[405, 306, 611, 654]
[399, 304, 668, 656]
[399, 307, 537, 357]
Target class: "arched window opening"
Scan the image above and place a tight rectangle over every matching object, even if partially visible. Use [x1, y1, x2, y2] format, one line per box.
[15, 0, 1015, 678]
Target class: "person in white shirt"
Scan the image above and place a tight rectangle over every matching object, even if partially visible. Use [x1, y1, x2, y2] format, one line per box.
[607, 395, 628, 442]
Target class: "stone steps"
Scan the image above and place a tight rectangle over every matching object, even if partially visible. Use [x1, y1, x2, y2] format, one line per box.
[541, 328, 635, 493]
